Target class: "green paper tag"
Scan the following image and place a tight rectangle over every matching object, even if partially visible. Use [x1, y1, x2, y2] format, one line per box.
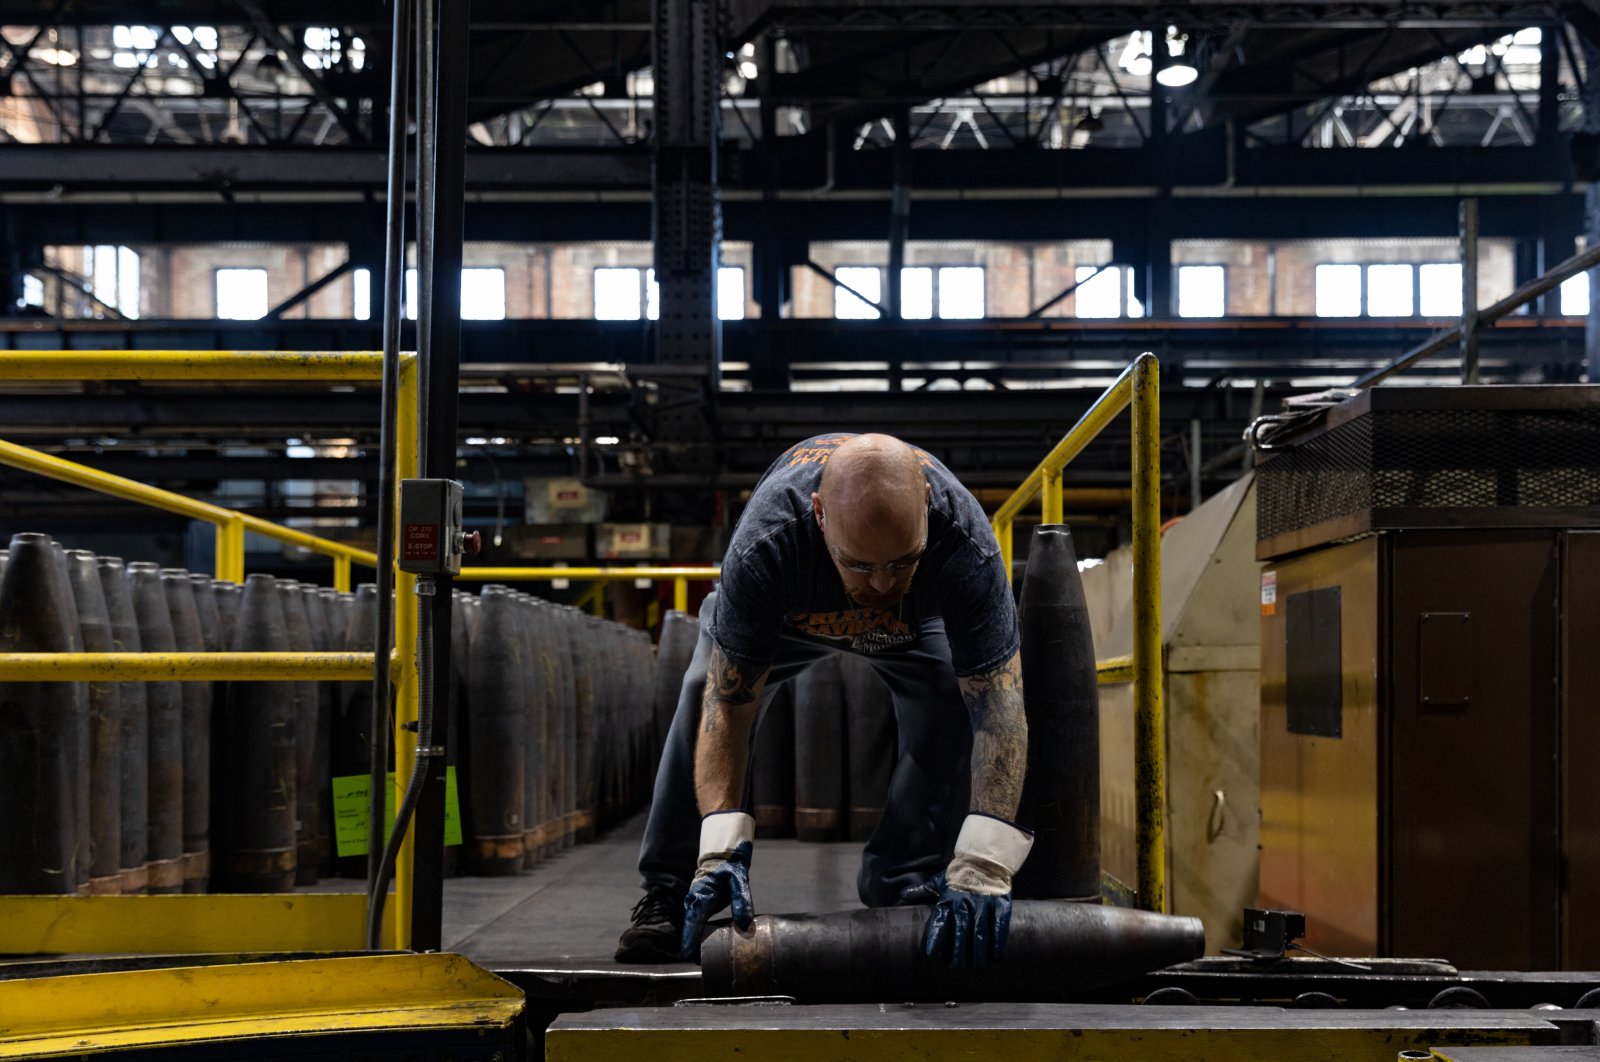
[332, 768, 462, 857]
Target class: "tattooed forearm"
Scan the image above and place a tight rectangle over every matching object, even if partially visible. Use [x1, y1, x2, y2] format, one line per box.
[694, 645, 769, 814]
[957, 651, 1028, 820]
[705, 647, 762, 731]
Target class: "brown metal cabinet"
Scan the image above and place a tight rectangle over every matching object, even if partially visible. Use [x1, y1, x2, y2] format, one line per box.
[1256, 387, 1600, 970]
[1563, 531, 1600, 967]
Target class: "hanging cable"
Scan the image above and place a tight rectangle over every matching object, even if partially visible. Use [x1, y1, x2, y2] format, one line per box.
[365, 0, 414, 949]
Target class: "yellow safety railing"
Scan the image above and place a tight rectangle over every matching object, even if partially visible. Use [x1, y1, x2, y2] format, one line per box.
[990, 352, 1164, 913]
[0, 350, 419, 953]
[458, 565, 720, 613]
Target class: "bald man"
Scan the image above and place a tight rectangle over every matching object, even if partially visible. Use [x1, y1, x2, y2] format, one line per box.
[617, 433, 1032, 969]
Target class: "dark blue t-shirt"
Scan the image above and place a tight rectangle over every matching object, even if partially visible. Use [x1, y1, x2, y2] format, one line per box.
[708, 434, 1019, 678]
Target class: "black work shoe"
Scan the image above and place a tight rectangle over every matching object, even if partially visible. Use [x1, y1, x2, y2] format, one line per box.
[615, 888, 686, 964]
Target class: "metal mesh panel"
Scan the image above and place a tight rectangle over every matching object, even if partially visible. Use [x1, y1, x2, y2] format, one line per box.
[1257, 414, 1373, 542]
[1258, 405, 1600, 543]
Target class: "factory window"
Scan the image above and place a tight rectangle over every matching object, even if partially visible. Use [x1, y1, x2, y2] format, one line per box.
[353, 268, 371, 321]
[215, 267, 269, 320]
[592, 266, 746, 320]
[715, 266, 747, 320]
[593, 267, 642, 320]
[1561, 273, 1589, 316]
[1313, 264, 1363, 318]
[461, 267, 507, 320]
[935, 266, 985, 319]
[834, 266, 883, 318]
[1177, 265, 1225, 318]
[1319, 261, 1469, 318]
[1418, 263, 1463, 317]
[1366, 264, 1415, 317]
[403, 267, 512, 321]
[897, 266, 985, 319]
[1074, 265, 1125, 318]
[83, 245, 141, 318]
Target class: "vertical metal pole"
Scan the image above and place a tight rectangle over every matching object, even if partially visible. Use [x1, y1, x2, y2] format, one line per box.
[755, 33, 783, 323]
[391, 358, 420, 950]
[1130, 353, 1165, 913]
[653, 0, 723, 384]
[334, 554, 351, 593]
[1584, 33, 1600, 383]
[1538, 26, 1560, 145]
[674, 576, 688, 612]
[887, 105, 911, 320]
[1460, 198, 1480, 384]
[366, 0, 412, 950]
[1189, 418, 1202, 510]
[411, 0, 470, 953]
[1041, 469, 1063, 524]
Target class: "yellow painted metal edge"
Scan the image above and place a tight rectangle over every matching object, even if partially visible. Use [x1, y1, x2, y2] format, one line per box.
[1129, 353, 1166, 915]
[0, 350, 389, 381]
[458, 565, 720, 580]
[0, 953, 520, 1058]
[0, 652, 377, 682]
[1096, 655, 1134, 684]
[546, 1026, 1551, 1062]
[392, 357, 421, 950]
[0, 894, 388, 955]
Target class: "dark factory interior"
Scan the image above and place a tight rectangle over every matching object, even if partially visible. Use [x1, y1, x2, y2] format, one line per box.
[1, 1, 1599, 1059]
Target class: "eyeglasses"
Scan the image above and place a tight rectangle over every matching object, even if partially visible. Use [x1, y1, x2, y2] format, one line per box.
[829, 541, 925, 576]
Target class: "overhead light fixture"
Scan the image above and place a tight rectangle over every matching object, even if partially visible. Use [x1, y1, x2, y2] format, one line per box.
[1156, 63, 1198, 88]
[1155, 25, 1198, 87]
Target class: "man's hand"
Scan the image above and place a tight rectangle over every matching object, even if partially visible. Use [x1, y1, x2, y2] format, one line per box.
[901, 813, 1033, 969]
[680, 811, 756, 959]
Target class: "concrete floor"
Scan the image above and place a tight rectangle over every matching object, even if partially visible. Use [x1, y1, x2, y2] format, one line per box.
[442, 811, 864, 967]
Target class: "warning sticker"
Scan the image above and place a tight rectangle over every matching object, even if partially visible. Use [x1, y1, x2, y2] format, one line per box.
[403, 523, 438, 562]
[332, 768, 462, 857]
[1261, 571, 1278, 616]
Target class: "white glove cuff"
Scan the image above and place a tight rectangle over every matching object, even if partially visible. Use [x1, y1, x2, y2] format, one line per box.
[954, 813, 1034, 877]
[699, 811, 755, 860]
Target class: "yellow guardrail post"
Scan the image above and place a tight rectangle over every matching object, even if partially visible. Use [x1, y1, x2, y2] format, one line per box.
[391, 355, 420, 951]
[989, 353, 1164, 912]
[992, 518, 1013, 579]
[334, 554, 353, 592]
[220, 516, 247, 584]
[673, 576, 689, 612]
[1041, 468, 1064, 524]
[1129, 353, 1165, 913]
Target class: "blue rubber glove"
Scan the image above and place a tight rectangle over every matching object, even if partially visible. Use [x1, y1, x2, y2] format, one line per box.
[680, 812, 757, 959]
[900, 814, 1034, 970]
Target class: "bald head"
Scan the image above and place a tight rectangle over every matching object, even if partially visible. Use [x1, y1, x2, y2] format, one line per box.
[811, 434, 930, 608]
[817, 434, 928, 531]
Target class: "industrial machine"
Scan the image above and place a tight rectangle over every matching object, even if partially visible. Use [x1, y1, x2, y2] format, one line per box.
[1256, 386, 1600, 970]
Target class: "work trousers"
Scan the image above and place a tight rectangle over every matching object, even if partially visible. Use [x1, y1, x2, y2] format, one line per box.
[637, 592, 972, 907]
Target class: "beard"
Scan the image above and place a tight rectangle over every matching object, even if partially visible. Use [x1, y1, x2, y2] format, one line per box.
[845, 571, 914, 611]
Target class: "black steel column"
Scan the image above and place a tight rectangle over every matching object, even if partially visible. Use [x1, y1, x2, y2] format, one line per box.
[1146, 36, 1173, 319]
[755, 33, 784, 323]
[652, 0, 723, 387]
[886, 105, 911, 320]
[413, 0, 469, 952]
[1583, 30, 1600, 382]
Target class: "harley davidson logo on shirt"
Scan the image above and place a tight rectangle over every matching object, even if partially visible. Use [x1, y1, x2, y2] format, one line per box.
[786, 606, 916, 654]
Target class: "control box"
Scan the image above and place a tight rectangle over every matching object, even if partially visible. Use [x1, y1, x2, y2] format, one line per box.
[398, 478, 478, 575]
